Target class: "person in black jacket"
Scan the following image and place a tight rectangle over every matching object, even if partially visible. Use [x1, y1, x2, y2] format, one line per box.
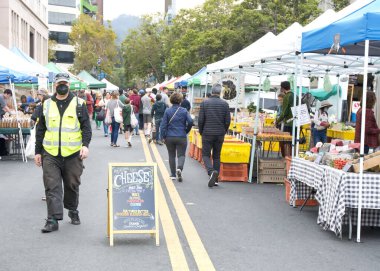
[180, 92, 191, 112]
[198, 84, 231, 188]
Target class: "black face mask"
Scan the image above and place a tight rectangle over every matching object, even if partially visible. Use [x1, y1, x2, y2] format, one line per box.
[56, 84, 69, 95]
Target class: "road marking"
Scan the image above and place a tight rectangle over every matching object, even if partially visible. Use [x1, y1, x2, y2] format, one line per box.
[139, 134, 189, 271]
[150, 143, 216, 271]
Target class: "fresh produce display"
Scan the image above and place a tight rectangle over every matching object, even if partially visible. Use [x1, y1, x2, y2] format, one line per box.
[0, 112, 31, 128]
[332, 158, 350, 170]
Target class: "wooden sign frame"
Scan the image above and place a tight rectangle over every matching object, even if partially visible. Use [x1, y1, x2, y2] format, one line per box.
[107, 162, 159, 246]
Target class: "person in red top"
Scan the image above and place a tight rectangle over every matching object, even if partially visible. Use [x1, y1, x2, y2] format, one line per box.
[129, 88, 141, 135]
[355, 91, 380, 154]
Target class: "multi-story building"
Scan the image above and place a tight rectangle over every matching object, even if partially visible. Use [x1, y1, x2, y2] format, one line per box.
[0, 0, 49, 65]
[48, 0, 98, 69]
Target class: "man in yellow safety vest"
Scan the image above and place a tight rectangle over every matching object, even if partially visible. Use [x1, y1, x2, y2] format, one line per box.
[34, 73, 92, 233]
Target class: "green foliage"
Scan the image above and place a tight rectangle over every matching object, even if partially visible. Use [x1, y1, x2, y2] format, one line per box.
[331, 0, 350, 11]
[121, 0, 322, 80]
[48, 39, 57, 62]
[69, 14, 118, 76]
[121, 15, 165, 85]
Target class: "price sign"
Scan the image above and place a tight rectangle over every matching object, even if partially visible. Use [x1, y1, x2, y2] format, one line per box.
[291, 104, 311, 126]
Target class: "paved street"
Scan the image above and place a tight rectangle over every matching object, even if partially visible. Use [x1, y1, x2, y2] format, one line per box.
[1, 127, 380, 271]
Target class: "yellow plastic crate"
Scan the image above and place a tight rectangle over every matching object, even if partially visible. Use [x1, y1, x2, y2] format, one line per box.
[265, 118, 275, 127]
[229, 122, 250, 133]
[221, 142, 251, 163]
[196, 133, 202, 149]
[263, 141, 280, 152]
[188, 129, 194, 144]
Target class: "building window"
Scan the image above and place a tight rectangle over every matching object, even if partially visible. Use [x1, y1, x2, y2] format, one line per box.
[48, 12, 75, 26]
[49, 31, 70, 44]
[56, 51, 74, 63]
[48, 0, 76, 8]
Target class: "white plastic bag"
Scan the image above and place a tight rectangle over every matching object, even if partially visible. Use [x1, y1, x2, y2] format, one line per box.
[25, 126, 36, 159]
[130, 105, 138, 128]
[114, 102, 123, 124]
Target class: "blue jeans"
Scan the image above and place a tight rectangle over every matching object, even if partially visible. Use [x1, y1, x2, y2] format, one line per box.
[103, 121, 109, 135]
[134, 113, 139, 134]
[313, 128, 327, 146]
[111, 117, 120, 144]
[155, 119, 162, 141]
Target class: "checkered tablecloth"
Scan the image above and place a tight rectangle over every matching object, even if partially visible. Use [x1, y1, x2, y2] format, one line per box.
[288, 158, 326, 206]
[288, 158, 380, 237]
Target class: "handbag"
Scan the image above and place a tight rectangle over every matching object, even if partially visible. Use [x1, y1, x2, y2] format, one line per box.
[299, 129, 306, 145]
[114, 101, 123, 124]
[96, 109, 105, 121]
[104, 108, 112, 125]
[130, 105, 138, 128]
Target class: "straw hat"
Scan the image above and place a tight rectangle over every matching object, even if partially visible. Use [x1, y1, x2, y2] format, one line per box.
[320, 100, 332, 109]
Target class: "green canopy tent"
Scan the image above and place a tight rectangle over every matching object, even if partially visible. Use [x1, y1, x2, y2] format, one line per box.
[45, 62, 87, 90]
[77, 70, 106, 89]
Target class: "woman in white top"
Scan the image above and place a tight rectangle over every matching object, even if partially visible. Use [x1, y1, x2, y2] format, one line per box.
[312, 100, 332, 145]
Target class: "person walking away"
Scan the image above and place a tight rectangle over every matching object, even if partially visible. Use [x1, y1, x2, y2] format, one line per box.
[160, 93, 193, 182]
[151, 94, 167, 144]
[103, 92, 111, 137]
[129, 89, 141, 135]
[312, 100, 332, 146]
[138, 89, 145, 132]
[106, 91, 124, 147]
[198, 84, 230, 188]
[78, 90, 94, 121]
[34, 73, 92, 233]
[160, 87, 170, 107]
[141, 89, 155, 139]
[180, 92, 191, 112]
[355, 91, 380, 154]
[94, 93, 104, 129]
[122, 98, 133, 147]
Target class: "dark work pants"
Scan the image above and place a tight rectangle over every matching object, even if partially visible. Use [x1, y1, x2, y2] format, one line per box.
[165, 137, 187, 176]
[42, 152, 84, 220]
[155, 119, 162, 141]
[202, 135, 224, 176]
[313, 128, 327, 146]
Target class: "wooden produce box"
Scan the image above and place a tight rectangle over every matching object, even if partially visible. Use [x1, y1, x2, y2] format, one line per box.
[258, 158, 286, 183]
[352, 151, 380, 173]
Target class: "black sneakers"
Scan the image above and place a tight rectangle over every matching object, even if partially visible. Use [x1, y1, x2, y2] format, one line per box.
[176, 169, 183, 182]
[208, 171, 219, 188]
[128, 142, 132, 147]
[68, 210, 81, 225]
[41, 218, 58, 233]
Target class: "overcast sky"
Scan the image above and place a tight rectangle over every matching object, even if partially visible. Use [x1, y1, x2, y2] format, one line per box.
[104, 0, 207, 20]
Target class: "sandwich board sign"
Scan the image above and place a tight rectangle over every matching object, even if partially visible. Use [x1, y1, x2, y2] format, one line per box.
[108, 163, 159, 246]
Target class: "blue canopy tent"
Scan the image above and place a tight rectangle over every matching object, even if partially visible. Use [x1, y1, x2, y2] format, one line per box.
[186, 67, 208, 108]
[301, 0, 380, 242]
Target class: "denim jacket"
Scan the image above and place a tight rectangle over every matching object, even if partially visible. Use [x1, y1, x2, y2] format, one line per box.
[160, 105, 193, 139]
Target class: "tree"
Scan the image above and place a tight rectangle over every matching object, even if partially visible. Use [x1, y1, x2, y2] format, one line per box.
[48, 39, 57, 62]
[331, 0, 350, 11]
[69, 14, 118, 76]
[121, 15, 166, 84]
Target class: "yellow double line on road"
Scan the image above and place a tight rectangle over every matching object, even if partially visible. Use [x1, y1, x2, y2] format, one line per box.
[140, 134, 215, 271]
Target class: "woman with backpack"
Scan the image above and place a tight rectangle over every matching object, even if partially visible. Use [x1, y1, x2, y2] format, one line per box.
[122, 98, 134, 147]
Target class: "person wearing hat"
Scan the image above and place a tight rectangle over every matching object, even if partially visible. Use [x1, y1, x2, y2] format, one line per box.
[34, 73, 92, 233]
[31, 88, 50, 124]
[312, 100, 332, 145]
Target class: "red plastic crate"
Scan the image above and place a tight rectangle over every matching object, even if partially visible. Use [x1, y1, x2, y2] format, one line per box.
[219, 163, 248, 182]
[197, 148, 203, 162]
[284, 178, 318, 207]
[188, 143, 195, 158]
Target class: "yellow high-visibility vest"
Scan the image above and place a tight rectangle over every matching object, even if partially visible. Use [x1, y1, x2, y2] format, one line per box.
[42, 97, 84, 157]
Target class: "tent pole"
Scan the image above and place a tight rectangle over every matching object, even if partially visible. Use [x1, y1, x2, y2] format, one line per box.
[336, 74, 340, 122]
[234, 67, 242, 136]
[249, 65, 263, 183]
[205, 72, 209, 98]
[292, 55, 299, 157]
[357, 39, 369, 243]
[296, 53, 303, 156]
[190, 83, 194, 109]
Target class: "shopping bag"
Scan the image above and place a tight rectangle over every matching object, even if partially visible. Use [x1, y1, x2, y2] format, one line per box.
[104, 109, 112, 125]
[25, 126, 36, 159]
[96, 109, 105, 121]
[114, 102, 123, 124]
[130, 106, 138, 128]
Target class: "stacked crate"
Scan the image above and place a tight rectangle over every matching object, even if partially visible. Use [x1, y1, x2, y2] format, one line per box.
[219, 142, 251, 182]
[258, 158, 286, 183]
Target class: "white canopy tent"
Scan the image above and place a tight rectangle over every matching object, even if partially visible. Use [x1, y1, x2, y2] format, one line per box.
[101, 78, 119, 91]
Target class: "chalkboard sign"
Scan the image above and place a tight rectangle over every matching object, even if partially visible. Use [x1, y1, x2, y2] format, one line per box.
[108, 163, 159, 246]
